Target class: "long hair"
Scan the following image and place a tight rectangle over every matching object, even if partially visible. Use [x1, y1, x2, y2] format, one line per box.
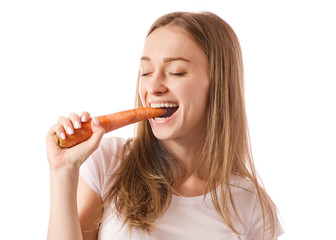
[104, 11, 277, 237]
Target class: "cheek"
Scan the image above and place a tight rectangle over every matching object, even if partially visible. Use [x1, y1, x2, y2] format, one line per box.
[138, 80, 147, 105]
[194, 88, 209, 109]
[183, 78, 210, 106]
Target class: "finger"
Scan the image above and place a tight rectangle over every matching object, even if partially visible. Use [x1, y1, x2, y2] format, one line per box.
[70, 118, 105, 166]
[80, 111, 90, 123]
[58, 116, 75, 135]
[55, 124, 66, 140]
[46, 125, 62, 162]
[46, 124, 65, 146]
[46, 124, 59, 143]
[82, 117, 105, 154]
[68, 112, 81, 129]
[90, 125, 105, 145]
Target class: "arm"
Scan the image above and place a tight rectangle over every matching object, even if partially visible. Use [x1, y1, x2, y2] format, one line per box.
[46, 112, 105, 240]
[48, 167, 83, 240]
[78, 176, 103, 240]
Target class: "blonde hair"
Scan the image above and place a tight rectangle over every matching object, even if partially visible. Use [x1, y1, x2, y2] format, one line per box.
[104, 11, 278, 237]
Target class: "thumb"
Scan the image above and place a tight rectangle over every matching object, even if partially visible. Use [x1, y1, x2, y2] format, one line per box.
[85, 116, 105, 153]
[67, 118, 105, 168]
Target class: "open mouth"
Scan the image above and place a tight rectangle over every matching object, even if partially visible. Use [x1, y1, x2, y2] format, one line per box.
[151, 103, 179, 119]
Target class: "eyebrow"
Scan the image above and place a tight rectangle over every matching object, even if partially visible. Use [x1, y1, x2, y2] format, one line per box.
[140, 56, 190, 63]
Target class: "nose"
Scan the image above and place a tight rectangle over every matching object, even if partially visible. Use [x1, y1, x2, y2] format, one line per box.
[146, 71, 168, 95]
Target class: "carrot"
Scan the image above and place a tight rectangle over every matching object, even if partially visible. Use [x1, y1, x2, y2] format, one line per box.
[54, 107, 167, 148]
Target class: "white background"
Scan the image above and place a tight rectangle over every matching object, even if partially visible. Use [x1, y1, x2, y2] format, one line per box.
[0, 0, 335, 239]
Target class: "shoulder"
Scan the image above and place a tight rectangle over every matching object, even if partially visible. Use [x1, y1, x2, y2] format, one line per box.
[229, 175, 258, 216]
[229, 175, 284, 238]
[97, 136, 129, 156]
[89, 136, 129, 170]
[79, 136, 129, 197]
[230, 175, 258, 202]
[227, 176, 260, 233]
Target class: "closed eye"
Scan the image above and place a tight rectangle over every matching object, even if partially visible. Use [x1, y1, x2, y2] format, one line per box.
[140, 72, 152, 77]
[169, 72, 186, 77]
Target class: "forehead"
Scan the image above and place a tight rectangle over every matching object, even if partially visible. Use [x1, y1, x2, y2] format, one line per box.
[141, 26, 206, 62]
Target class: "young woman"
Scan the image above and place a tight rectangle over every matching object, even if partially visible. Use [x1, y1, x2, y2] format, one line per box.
[47, 11, 283, 240]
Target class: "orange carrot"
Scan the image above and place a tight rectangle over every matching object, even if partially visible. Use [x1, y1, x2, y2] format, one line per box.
[54, 107, 167, 148]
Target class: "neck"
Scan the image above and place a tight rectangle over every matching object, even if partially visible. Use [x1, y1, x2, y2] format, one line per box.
[162, 136, 203, 176]
[159, 126, 207, 197]
[167, 142, 205, 197]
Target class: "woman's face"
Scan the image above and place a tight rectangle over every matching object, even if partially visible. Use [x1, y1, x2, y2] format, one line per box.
[139, 26, 209, 143]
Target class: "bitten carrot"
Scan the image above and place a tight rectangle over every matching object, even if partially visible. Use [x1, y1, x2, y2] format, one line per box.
[54, 107, 167, 148]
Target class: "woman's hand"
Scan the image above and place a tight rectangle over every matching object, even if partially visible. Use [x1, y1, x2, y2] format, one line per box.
[46, 112, 105, 172]
[46, 112, 104, 240]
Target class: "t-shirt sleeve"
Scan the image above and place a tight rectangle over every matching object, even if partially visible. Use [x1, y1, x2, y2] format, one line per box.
[247, 194, 284, 240]
[79, 137, 127, 198]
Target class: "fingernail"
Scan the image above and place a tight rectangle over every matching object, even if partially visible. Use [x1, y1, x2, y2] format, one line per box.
[67, 126, 74, 135]
[93, 117, 99, 126]
[74, 121, 81, 129]
[81, 116, 87, 122]
[61, 132, 66, 140]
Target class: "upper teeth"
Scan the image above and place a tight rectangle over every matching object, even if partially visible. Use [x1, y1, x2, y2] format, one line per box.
[151, 103, 178, 108]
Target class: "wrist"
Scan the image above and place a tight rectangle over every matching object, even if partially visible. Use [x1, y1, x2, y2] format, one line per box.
[49, 164, 80, 176]
[49, 166, 80, 188]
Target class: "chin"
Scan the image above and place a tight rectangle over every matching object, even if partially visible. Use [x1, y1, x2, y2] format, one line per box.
[151, 127, 176, 141]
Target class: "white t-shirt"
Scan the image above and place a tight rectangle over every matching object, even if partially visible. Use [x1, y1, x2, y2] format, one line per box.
[80, 137, 284, 240]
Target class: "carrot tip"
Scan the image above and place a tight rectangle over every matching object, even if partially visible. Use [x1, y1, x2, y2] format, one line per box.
[54, 134, 61, 145]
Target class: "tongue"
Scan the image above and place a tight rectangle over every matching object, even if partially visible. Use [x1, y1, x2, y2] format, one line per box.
[161, 107, 178, 118]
